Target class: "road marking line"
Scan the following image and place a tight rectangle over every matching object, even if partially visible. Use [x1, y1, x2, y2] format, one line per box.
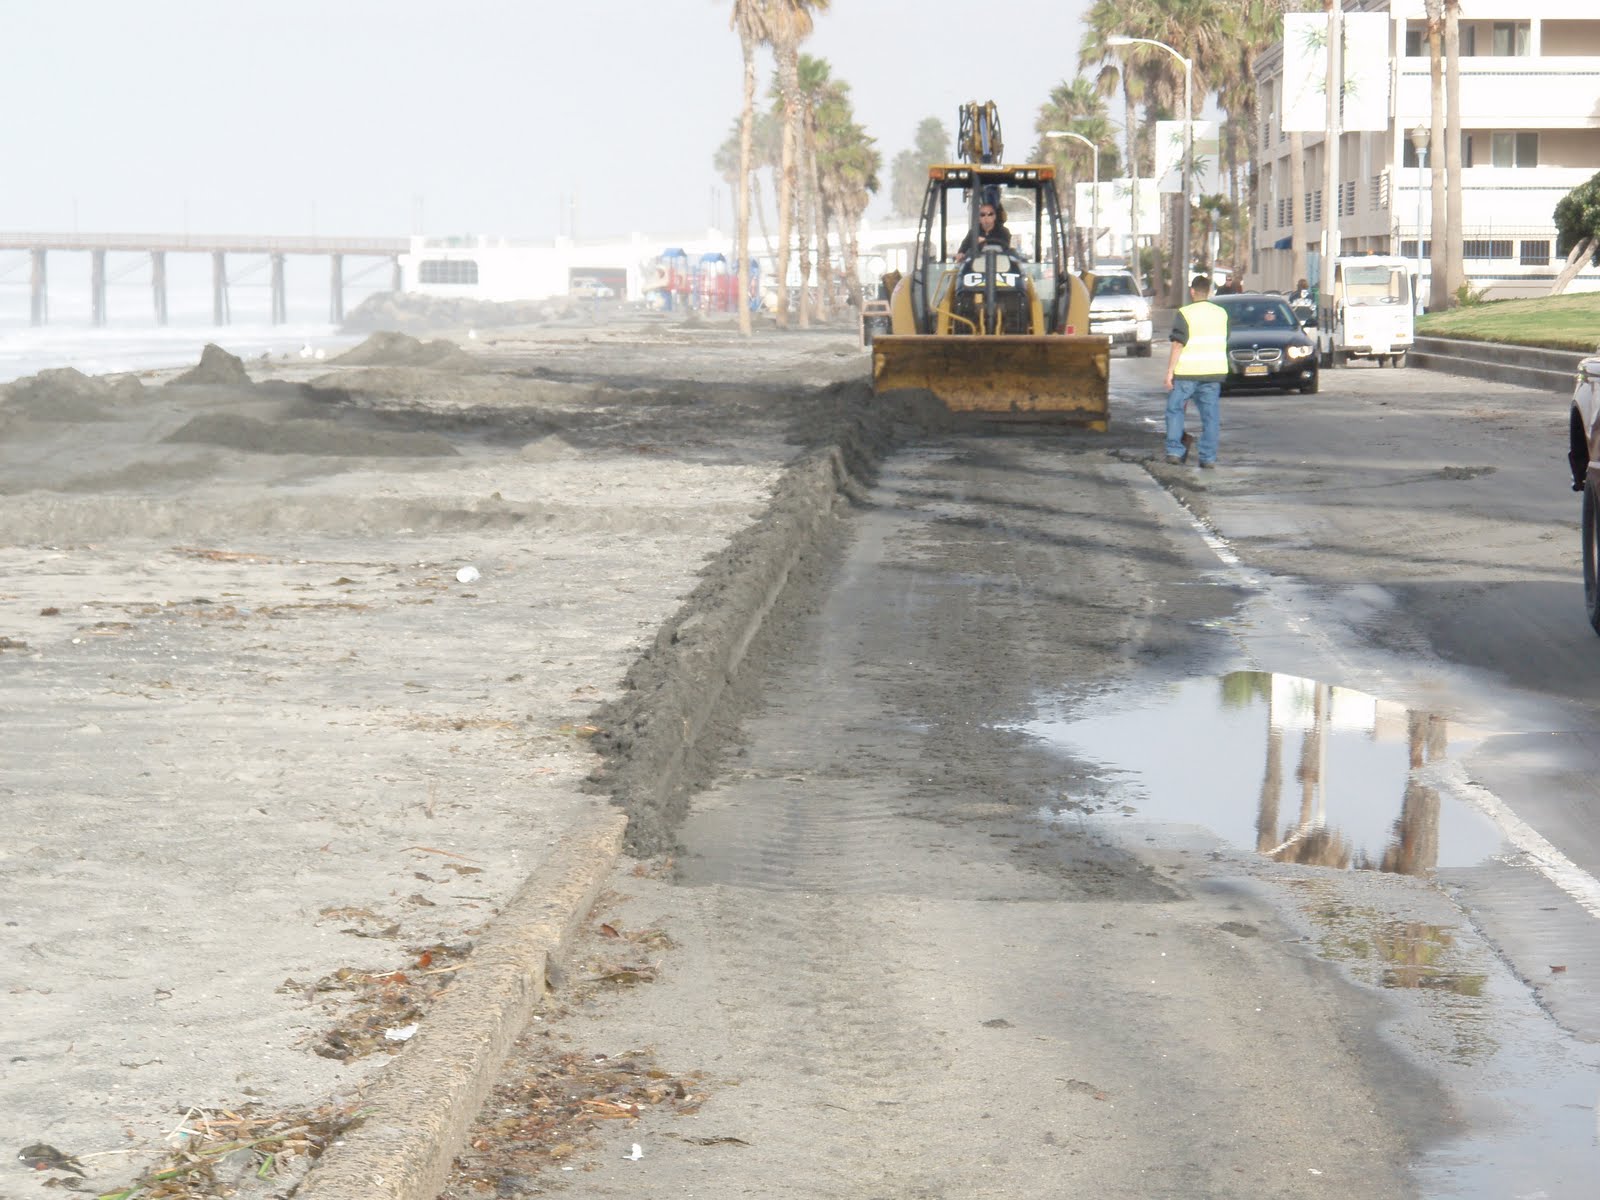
[1427, 759, 1600, 923]
[1142, 463, 1600, 925]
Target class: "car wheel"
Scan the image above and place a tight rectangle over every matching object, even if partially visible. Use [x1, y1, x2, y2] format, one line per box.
[1585, 480, 1600, 636]
[1299, 373, 1320, 395]
[1392, 352, 1408, 368]
[1134, 342, 1152, 358]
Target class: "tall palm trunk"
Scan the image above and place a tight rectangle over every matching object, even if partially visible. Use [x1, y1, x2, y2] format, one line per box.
[774, 47, 798, 328]
[1289, 131, 1307, 288]
[1443, 0, 1464, 306]
[840, 200, 863, 308]
[807, 116, 830, 321]
[1426, 1, 1448, 311]
[735, 30, 757, 336]
[752, 173, 775, 260]
[1124, 83, 1143, 293]
[1226, 122, 1243, 276]
[777, 48, 811, 328]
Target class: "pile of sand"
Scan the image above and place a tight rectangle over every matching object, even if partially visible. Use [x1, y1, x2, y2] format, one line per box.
[161, 411, 459, 457]
[340, 291, 571, 334]
[0, 367, 144, 422]
[333, 331, 474, 369]
[169, 343, 251, 386]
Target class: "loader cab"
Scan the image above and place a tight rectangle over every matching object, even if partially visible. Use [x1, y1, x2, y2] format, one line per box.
[908, 165, 1072, 336]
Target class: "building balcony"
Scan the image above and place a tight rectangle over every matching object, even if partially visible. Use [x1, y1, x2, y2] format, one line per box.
[1396, 58, 1600, 129]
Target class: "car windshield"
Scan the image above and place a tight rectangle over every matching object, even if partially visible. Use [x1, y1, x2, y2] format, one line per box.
[1095, 275, 1138, 297]
[1222, 299, 1297, 330]
[1342, 264, 1410, 306]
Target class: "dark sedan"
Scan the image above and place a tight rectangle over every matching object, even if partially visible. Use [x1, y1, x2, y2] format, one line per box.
[1213, 294, 1319, 394]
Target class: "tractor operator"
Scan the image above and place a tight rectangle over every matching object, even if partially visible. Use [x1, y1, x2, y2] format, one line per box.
[955, 203, 1011, 263]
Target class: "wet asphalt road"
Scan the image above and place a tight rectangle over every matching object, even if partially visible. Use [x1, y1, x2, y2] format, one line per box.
[510, 348, 1600, 1196]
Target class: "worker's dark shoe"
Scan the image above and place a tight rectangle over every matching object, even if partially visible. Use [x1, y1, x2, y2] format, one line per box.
[1199, 460, 1216, 470]
[1165, 454, 1185, 465]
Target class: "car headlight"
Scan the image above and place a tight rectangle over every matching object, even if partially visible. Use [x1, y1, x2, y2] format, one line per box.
[1286, 344, 1313, 360]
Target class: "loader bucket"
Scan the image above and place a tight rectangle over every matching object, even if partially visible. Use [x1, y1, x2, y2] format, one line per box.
[871, 334, 1112, 428]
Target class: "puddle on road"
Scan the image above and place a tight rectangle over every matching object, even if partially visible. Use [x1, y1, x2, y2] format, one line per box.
[1025, 671, 1506, 873]
[1299, 895, 1487, 1000]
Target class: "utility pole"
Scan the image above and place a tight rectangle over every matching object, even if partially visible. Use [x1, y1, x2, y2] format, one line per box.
[1322, 0, 1344, 285]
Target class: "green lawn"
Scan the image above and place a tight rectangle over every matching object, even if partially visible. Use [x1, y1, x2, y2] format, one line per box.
[1417, 291, 1600, 351]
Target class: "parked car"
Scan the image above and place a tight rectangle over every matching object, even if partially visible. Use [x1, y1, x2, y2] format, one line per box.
[1567, 355, 1600, 632]
[570, 276, 616, 300]
[1212, 293, 1319, 394]
[1088, 269, 1153, 357]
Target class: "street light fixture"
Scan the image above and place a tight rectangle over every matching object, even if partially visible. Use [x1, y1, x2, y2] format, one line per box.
[1045, 129, 1099, 268]
[1108, 35, 1193, 297]
[1409, 124, 1429, 315]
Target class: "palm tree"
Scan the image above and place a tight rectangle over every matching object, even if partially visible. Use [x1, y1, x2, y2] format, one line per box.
[730, 0, 775, 336]
[816, 94, 880, 306]
[1081, 2, 1147, 289]
[1132, 0, 1233, 300]
[797, 54, 835, 322]
[715, 111, 783, 265]
[768, 0, 828, 329]
[1034, 77, 1120, 265]
[1425, 0, 1447, 311]
[1212, 0, 1289, 285]
[890, 117, 950, 219]
[1443, 0, 1464, 308]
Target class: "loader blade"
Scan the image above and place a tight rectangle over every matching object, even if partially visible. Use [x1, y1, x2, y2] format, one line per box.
[871, 334, 1112, 428]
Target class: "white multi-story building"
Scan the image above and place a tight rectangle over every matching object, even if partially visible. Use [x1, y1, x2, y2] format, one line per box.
[1253, 0, 1600, 299]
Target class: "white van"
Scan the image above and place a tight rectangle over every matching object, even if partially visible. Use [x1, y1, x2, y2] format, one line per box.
[1316, 256, 1415, 368]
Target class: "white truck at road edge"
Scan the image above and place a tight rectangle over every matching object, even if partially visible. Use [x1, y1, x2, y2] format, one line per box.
[1316, 255, 1415, 368]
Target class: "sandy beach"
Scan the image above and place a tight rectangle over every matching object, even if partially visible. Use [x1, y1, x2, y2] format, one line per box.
[0, 317, 865, 1195]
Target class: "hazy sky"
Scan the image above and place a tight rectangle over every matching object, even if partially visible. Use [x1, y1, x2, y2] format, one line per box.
[1, 0, 1097, 241]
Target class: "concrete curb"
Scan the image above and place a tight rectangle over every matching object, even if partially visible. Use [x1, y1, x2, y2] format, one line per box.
[1412, 335, 1589, 394]
[297, 809, 628, 1200]
[297, 386, 883, 1197]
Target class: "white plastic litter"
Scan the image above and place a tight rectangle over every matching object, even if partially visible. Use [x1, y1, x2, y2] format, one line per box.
[384, 1023, 419, 1042]
[624, 1143, 643, 1161]
[456, 566, 480, 584]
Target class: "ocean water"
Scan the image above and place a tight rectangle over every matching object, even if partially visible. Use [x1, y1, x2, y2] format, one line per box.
[0, 318, 370, 384]
[0, 253, 388, 383]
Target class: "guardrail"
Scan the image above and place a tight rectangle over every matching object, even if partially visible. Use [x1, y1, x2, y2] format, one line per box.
[0, 232, 407, 255]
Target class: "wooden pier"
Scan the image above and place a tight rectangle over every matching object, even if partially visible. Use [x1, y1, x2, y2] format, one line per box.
[0, 232, 407, 326]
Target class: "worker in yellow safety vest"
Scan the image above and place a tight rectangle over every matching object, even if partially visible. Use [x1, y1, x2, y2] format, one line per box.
[1164, 275, 1230, 468]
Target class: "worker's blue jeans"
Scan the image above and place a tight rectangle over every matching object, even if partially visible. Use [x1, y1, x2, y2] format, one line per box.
[1165, 378, 1220, 464]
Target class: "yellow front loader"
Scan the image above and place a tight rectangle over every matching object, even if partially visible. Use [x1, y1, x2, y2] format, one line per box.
[871, 103, 1110, 427]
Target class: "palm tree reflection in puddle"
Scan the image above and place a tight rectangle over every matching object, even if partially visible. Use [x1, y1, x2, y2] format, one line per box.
[1030, 670, 1505, 870]
[1228, 672, 1450, 877]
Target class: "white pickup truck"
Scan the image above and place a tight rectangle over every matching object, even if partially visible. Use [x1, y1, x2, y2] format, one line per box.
[1087, 269, 1153, 357]
[1567, 355, 1600, 632]
[1316, 255, 1416, 368]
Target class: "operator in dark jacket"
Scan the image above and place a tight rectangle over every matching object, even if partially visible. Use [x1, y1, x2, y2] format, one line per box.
[955, 202, 1011, 262]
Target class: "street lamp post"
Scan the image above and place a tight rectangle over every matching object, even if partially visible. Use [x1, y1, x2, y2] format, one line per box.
[1045, 130, 1099, 268]
[1108, 35, 1192, 297]
[1409, 124, 1429, 315]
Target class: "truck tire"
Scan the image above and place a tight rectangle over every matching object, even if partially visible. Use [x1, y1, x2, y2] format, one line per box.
[1133, 341, 1153, 358]
[1584, 480, 1600, 636]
